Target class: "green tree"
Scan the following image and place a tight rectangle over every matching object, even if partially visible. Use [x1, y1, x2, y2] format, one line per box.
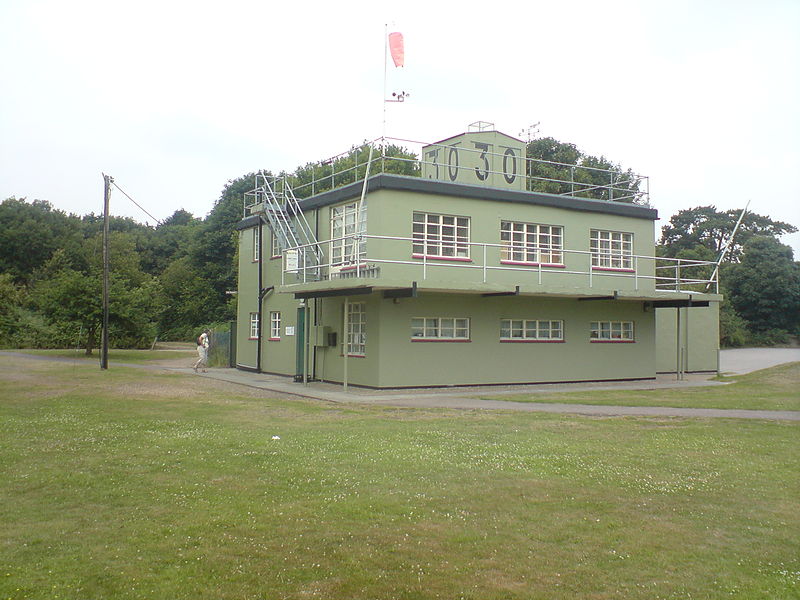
[288, 143, 419, 198]
[725, 237, 800, 334]
[157, 257, 220, 339]
[0, 197, 84, 283]
[526, 138, 643, 203]
[30, 233, 163, 353]
[138, 209, 202, 275]
[660, 206, 797, 261]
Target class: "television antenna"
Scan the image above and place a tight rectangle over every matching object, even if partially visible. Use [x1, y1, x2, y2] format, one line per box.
[519, 122, 540, 143]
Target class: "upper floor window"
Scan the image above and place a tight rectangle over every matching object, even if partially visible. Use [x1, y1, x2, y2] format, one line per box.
[331, 200, 367, 266]
[253, 227, 260, 262]
[590, 321, 634, 342]
[412, 212, 470, 259]
[411, 317, 470, 341]
[590, 230, 633, 270]
[500, 319, 563, 341]
[500, 221, 563, 265]
[271, 230, 280, 258]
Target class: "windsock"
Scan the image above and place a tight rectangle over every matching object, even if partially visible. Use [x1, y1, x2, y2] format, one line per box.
[388, 32, 404, 67]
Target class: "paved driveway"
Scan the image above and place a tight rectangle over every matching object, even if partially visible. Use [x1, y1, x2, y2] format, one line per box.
[719, 348, 800, 374]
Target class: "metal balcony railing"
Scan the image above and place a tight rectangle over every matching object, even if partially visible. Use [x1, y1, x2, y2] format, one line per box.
[279, 234, 718, 294]
[244, 136, 650, 218]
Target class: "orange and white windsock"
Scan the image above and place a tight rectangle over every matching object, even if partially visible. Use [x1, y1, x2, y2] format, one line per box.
[388, 32, 404, 67]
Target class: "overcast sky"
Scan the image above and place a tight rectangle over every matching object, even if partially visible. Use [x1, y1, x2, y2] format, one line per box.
[1, 0, 798, 256]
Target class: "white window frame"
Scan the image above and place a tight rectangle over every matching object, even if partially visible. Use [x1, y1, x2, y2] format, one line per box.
[412, 212, 471, 259]
[590, 321, 634, 342]
[249, 312, 259, 339]
[500, 221, 563, 265]
[500, 319, 564, 342]
[590, 229, 633, 270]
[269, 311, 281, 340]
[411, 317, 470, 341]
[331, 200, 367, 267]
[345, 302, 366, 356]
[270, 230, 281, 258]
[253, 227, 260, 262]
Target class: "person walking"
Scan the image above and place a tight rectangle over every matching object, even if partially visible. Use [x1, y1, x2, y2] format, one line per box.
[194, 329, 210, 373]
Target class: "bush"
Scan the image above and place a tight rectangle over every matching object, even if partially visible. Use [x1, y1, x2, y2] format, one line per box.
[746, 328, 792, 347]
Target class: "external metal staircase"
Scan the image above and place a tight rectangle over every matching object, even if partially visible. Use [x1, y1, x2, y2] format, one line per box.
[247, 172, 323, 279]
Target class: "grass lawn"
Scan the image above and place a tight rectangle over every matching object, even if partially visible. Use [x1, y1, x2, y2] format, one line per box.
[0, 354, 798, 599]
[14, 348, 196, 364]
[481, 362, 800, 412]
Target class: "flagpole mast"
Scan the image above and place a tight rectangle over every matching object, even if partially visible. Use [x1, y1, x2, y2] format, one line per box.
[382, 23, 388, 142]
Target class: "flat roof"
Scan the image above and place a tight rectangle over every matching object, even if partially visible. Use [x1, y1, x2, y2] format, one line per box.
[298, 173, 659, 221]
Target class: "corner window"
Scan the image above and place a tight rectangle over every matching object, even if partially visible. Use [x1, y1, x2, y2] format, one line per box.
[411, 317, 470, 341]
[412, 212, 470, 259]
[590, 321, 634, 342]
[345, 302, 366, 356]
[269, 311, 281, 340]
[500, 319, 563, 341]
[331, 200, 367, 266]
[249, 312, 259, 339]
[590, 230, 633, 270]
[500, 221, 563, 264]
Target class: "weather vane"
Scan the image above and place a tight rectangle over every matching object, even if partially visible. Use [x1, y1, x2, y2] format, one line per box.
[386, 91, 410, 103]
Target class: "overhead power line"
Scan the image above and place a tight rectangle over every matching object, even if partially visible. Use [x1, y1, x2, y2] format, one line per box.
[110, 180, 162, 226]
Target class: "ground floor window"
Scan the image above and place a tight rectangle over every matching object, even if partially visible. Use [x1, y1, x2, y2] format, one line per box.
[269, 311, 281, 340]
[346, 302, 366, 356]
[590, 320, 634, 342]
[411, 317, 470, 341]
[249, 312, 259, 339]
[500, 319, 563, 341]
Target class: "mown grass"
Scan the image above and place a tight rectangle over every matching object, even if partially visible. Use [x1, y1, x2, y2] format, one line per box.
[482, 362, 800, 411]
[0, 354, 798, 599]
[14, 348, 196, 364]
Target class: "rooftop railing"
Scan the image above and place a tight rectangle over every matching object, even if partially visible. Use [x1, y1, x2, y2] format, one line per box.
[244, 136, 650, 217]
[280, 234, 717, 294]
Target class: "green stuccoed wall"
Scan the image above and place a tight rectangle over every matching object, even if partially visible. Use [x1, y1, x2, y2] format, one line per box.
[303, 292, 654, 388]
[375, 293, 654, 387]
[236, 227, 259, 370]
[236, 172, 717, 387]
[655, 304, 720, 373]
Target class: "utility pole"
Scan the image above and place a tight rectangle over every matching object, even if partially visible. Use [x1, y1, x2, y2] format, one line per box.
[101, 173, 112, 370]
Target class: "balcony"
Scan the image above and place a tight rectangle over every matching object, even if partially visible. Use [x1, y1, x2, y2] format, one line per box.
[277, 234, 719, 301]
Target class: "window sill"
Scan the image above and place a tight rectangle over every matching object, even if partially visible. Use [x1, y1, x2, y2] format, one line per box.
[248, 337, 258, 340]
[412, 253, 472, 263]
[500, 339, 565, 343]
[270, 255, 281, 260]
[267, 337, 281, 341]
[592, 266, 635, 273]
[590, 339, 636, 343]
[500, 260, 566, 268]
[340, 353, 366, 358]
[411, 338, 471, 343]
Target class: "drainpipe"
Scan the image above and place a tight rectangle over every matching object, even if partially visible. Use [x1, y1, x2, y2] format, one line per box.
[256, 219, 263, 372]
[343, 296, 349, 391]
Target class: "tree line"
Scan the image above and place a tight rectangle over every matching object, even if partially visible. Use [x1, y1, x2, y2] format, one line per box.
[1, 141, 797, 352]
